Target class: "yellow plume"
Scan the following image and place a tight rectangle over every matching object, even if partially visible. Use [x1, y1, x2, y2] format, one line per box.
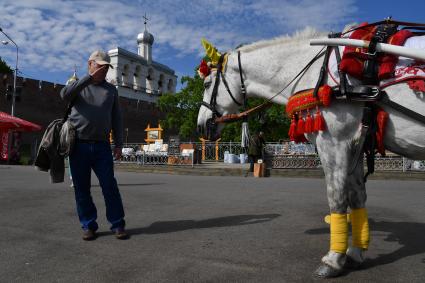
[201, 38, 221, 65]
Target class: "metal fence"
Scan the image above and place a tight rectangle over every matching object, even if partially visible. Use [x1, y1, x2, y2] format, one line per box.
[193, 142, 245, 161]
[117, 143, 194, 167]
[117, 142, 425, 171]
[266, 143, 425, 171]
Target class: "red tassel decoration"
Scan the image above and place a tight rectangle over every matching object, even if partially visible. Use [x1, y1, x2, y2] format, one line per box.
[304, 110, 313, 133]
[297, 112, 305, 135]
[288, 115, 297, 141]
[376, 109, 389, 156]
[314, 107, 326, 131]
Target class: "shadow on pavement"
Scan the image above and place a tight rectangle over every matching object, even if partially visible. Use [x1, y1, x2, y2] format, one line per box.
[304, 218, 425, 269]
[92, 183, 166, 187]
[97, 214, 281, 237]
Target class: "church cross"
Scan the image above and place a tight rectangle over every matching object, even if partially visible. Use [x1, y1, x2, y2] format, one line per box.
[143, 13, 150, 28]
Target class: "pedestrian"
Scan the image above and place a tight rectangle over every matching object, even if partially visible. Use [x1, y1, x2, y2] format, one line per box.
[60, 50, 128, 241]
[247, 131, 266, 173]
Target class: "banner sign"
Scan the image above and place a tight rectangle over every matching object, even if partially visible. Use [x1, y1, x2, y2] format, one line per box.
[0, 131, 9, 161]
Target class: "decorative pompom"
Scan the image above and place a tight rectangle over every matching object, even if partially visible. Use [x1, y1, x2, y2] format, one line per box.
[198, 60, 210, 78]
[314, 108, 326, 131]
[288, 115, 297, 141]
[297, 113, 305, 135]
[319, 85, 332, 107]
[304, 111, 313, 133]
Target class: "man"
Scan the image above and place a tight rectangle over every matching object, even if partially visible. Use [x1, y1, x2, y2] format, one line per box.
[247, 131, 266, 173]
[60, 50, 128, 240]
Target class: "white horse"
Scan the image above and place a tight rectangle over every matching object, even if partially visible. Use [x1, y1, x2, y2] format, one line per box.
[197, 28, 425, 278]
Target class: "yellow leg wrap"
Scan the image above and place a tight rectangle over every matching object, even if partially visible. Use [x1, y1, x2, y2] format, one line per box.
[330, 213, 348, 253]
[351, 208, 370, 249]
[324, 214, 350, 224]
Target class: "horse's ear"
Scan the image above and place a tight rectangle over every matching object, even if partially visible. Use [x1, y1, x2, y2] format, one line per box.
[201, 38, 221, 65]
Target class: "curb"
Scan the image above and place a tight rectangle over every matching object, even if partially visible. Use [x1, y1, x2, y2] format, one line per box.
[114, 164, 425, 180]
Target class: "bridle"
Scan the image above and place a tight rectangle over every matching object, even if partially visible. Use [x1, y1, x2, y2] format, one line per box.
[201, 51, 247, 120]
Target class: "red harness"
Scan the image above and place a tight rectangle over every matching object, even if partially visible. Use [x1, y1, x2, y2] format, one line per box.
[339, 22, 413, 81]
[286, 85, 389, 155]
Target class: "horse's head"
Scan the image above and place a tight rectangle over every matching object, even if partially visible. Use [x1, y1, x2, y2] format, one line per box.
[197, 39, 245, 141]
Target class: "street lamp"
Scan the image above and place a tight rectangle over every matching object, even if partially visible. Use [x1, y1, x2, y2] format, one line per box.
[0, 27, 19, 117]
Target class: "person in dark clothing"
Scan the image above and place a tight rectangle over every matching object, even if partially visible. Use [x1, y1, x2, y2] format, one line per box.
[248, 131, 266, 172]
[60, 50, 128, 241]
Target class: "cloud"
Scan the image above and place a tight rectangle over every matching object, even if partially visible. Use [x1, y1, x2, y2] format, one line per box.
[0, 0, 356, 83]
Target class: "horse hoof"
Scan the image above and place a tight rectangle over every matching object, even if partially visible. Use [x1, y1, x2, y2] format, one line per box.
[344, 256, 363, 270]
[313, 263, 343, 278]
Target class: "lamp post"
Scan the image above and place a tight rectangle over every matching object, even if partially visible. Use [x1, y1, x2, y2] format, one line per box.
[0, 27, 19, 117]
[1, 28, 19, 164]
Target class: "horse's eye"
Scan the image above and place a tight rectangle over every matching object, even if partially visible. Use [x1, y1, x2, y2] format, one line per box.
[204, 81, 211, 89]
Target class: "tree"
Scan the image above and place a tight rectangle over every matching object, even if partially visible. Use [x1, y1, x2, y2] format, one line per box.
[157, 73, 203, 139]
[157, 66, 291, 142]
[0, 57, 12, 74]
[220, 98, 291, 142]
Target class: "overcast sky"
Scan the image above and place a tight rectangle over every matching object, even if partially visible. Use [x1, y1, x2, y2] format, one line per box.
[1, 0, 424, 89]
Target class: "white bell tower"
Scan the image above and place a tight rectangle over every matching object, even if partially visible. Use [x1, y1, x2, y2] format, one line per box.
[137, 14, 154, 64]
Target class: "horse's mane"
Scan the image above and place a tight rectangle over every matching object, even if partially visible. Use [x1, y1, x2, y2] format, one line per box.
[236, 23, 359, 53]
[237, 27, 326, 53]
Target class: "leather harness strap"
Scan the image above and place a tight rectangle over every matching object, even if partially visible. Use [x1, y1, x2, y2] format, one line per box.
[379, 93, 425, 125]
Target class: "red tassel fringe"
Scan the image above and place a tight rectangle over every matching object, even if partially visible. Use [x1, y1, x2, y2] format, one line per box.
[304, 111, 313, 133]
[297, 113, 305, 135]
[376, 108, 389, 156]
[314, 108, 326, 131]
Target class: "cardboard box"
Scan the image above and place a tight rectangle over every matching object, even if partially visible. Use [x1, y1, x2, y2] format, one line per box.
[253, 163, 266, 177]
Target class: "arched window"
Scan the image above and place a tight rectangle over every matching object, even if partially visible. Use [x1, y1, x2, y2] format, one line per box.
[122, 64, 129, 87]
[146, 68, 154, 81]
[134, 65, 141, 89]
[158, 74, 164, 94]
[167, 79, 174, 93]
[146, 68, 154, 94]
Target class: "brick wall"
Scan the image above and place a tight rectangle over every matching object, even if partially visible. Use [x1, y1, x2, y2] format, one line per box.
[0, 73, 169, 150]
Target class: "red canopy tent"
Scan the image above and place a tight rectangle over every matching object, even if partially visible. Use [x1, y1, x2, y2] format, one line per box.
[0, 111, 42, 132]
[0, 111, 42, 161]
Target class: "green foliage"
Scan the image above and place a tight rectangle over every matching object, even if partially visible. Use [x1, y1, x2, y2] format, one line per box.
[220, 98, 291, 142]
[158, 74, 204, 139]
[0, 57, 12, 74]
[157, 66, 291, 142]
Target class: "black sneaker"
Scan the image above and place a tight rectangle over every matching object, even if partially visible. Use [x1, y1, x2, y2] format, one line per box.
[82, 229, 97, 241]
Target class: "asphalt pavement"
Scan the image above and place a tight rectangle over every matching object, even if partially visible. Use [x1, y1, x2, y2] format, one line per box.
[0, 165, 424, 282]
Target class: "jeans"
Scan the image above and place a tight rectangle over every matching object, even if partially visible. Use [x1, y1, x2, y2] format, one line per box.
[69, 141, 125, 231]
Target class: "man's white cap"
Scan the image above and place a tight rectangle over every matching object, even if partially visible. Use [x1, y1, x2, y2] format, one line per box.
[88, 50, 113, 68]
